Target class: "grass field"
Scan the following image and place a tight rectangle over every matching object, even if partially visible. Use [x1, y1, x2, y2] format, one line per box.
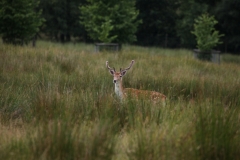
[0, 41, 240, 160]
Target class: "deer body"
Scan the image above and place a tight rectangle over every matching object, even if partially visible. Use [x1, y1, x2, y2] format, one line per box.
[106, 60, 166, 104]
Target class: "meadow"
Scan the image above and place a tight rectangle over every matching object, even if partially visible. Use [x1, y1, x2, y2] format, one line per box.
[0, 41, 240, 160]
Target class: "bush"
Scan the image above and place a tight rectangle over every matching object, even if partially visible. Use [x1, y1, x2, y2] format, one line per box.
[191, 13, 224, 60]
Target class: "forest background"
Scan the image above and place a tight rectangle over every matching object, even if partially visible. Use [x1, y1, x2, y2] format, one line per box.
[0, 0, 240, 54]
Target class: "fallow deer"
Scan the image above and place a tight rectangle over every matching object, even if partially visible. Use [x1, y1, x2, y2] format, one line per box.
[106, 60, 166, 104]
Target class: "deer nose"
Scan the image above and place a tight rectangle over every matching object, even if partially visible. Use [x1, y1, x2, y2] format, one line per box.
[113, 80, 116, 83]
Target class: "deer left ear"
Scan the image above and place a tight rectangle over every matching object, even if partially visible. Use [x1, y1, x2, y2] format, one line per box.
[121, 70, 127, 76]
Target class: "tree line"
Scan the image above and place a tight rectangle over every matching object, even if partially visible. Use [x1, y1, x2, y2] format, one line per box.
[0, 0, 239, 53]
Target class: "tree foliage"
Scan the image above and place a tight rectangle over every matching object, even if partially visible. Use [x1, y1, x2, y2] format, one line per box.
[1, 0, 240, 53]
[214, 0, 240, 53]
[39, 0, 86, 42]
[80, 0, 141, 44]
[176, 0, 208, 48]
[176, 0, 240, 53]
[135, 0, 179, 47]
[0, 0, 44, 45]
[191, 13, 224, 52]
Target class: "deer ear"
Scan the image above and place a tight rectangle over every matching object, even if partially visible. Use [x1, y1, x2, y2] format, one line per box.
[109, 70, 115, 75]
[121, 70, 127, 76]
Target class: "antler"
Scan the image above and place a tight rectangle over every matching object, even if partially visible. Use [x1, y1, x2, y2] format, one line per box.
[121, 60, 135, 72]
[106, 61, 115, 71]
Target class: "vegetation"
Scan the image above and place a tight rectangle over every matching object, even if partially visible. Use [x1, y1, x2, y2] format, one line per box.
[0, 42, 240, 160]
[0, 0, 44, 45]
[39, 0, 85, 43]
[213, 0, 240, 53]
[192, 13, 224, 52]
[80, 0, 141, 44]
[191, 13, 224, 60]
[1, 0, 240, 53]
[136, 0, 178, 47]
[176, 0, 208, 48]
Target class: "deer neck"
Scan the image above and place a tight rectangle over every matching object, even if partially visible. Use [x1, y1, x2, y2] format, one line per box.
[114, 80, 124, 99]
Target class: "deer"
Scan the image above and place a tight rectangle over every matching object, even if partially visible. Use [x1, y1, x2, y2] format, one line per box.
[106, 60, 166, 105]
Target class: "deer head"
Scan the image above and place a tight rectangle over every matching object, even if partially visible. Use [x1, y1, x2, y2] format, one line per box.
[106, 60, 135, 83]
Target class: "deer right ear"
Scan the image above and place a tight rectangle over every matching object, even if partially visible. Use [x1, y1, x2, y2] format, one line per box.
[121, 70, 127, 76]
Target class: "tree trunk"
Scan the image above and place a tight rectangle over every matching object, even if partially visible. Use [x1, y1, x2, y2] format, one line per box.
[60, 33, 65, 43]
[32, 35, 36, 47]
[66, 33, 71, 42]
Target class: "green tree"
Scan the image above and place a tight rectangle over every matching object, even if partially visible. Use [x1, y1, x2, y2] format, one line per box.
[0, 0, 44, 45]
[191, 13, 224, 52]
[135, 0, 179, 47]
[176, 0, 208, 48]
[191, 13, 224, 60]
[213, 0, 240, 53]
[80, 0, 141, 44]
[39, 0, 86, 43]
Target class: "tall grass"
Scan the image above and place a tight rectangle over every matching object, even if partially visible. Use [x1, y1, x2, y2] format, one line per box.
[0, 41, 240, 160]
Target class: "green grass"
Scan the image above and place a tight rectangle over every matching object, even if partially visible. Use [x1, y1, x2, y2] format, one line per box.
[0, 41, 240, 160]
